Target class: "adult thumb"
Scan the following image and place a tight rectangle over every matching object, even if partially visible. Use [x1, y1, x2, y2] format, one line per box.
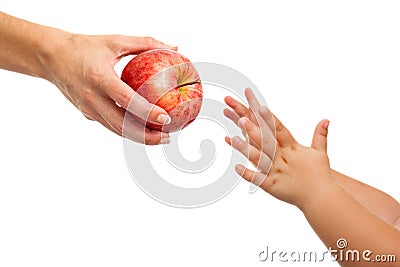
[311, 119, 330, 152]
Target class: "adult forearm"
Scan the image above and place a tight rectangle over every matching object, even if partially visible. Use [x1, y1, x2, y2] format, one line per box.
[331, 169, 400, 226]
[0, 11, 68, 79]
[302, 183, 400, 267]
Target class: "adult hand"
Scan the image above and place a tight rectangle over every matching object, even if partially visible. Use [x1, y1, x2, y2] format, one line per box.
[42, 33, 176, 144]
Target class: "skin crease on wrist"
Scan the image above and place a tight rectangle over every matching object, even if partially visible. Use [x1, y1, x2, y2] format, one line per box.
[0, 11, 176, 145]
[224, 88, 400, 267]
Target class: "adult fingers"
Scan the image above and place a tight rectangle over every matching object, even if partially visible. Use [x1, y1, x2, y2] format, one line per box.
[102, 74, 172, 126]
[108, 35, 177, 57]
[124, 114, 171, 145]
[87, 110, 119, 135]
[78, 103, 121, 135]
[91, 93, 170, 145]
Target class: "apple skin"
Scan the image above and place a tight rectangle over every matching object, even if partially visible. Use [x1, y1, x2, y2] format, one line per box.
[121, 49, 203, 132]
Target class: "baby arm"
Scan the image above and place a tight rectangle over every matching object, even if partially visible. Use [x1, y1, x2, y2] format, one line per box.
[331, 170, 400, 228]
[225, 89, 400, 266]
[224, 89, 400, 229]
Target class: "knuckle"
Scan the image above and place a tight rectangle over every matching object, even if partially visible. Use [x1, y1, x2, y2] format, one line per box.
[249, 152, 260, 165]
[85, 67, 101, 85]
[115, 129, 123, 137]
[112, 122, 124, 136]
[276, 123, 285, 133]
[281, 154, 288, 164]
[79, 105, 92, 118]
[144, 135, 159, 145]
[107, 116, 124, 136]
[117, 90, 133, 108]
[83, 114, 94, 121]
[81, 91, 94, 106]
[270, 158, 284, 173]
[144, 104, 154, 117]
[290, 142, 299, 151]
[143, 36, 157, 46]
[144, 139, 156, 145]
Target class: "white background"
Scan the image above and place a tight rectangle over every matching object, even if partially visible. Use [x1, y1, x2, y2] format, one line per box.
[1, 1, 400, 266]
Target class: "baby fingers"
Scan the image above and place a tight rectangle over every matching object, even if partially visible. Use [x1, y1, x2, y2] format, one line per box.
[258, 106, 296, 149]
[235, 164, 267, 187]
[226, 136, 272, 173]
[238, 117, 276, 159]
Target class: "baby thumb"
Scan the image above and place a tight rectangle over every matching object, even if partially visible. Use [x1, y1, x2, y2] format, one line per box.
[311, 119, 330, 152]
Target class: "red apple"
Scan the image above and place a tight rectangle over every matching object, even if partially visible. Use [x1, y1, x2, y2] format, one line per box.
[121, 49, 203, 132]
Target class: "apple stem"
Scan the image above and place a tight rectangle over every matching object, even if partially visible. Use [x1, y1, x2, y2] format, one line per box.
[177, 79, 202, 89]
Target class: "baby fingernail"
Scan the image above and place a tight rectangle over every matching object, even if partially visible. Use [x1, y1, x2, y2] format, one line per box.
[231, 136, 242, 145]
[258, 106, 268, 114]
[157, 114, 171, 125]
[239, 117, 247, 126]
[235, 164, 245, 174]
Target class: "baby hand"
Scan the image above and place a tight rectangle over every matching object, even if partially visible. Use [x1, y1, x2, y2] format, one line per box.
[225, 89, 335, 210]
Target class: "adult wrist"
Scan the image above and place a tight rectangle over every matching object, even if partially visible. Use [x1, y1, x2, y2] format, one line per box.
[35, 26, 73, 83]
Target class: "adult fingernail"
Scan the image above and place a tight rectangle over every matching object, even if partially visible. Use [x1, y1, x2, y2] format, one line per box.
[235, 164, 245, 174]
[157, 114, 171, 125]
[324, 120, 330, 129]
[166, 44, 178, 49]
